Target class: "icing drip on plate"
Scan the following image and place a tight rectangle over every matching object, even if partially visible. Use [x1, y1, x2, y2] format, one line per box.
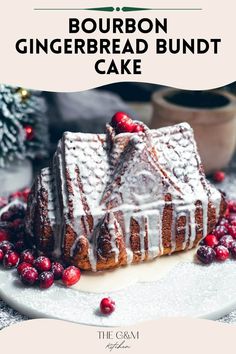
[73, 249, 196, 293]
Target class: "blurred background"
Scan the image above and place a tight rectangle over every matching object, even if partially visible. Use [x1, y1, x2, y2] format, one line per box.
[0, 82, 236, 196]
[46, 82, 236, 173]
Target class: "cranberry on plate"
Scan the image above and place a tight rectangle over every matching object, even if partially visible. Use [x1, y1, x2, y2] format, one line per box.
[20, 267, 39, 286]
[230, 241, 236, 258]
[51, 262, 64, 280]
[34, 256, 52, 272]
[0, 249, 4, 263]
[3, 251, 20, 269]
[0, 241, 14, 254]
[20, 249, 35, 265]
[213, 225, 228, 239]
[204, 234, 218, 248]
[100, 297, 116, 315]
[0, 229, 11, 242]
[62, 266, 81, 287]
[227, 225, 236, 239]
[219, 235, 234, 249]
[228, 200, 236, 213]
[215, 245, 229, 261]
[197, 246, 216, 264]
[17, 262, 33, 275]
[39, 271, 54, 289]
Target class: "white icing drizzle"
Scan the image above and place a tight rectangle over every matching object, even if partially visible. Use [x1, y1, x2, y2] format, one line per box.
[184, 212, 190, 250]
[123, 211, 133, 264]
[54, 142, 69, 258]
[146, 209, 163, 259]
[88, 243, 97, 272]
[170, 208, 177, 253]
[41, 167, 60, 258]
[136, 214, 146, 261]
[188, 206, 197, 249]
[107, 213, 120, 264]
[158, 207, 164, 255]
[202, 197, 209, 238]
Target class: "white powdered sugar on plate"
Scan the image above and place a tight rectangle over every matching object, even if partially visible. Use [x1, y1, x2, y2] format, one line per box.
[2, 258, 236, 327]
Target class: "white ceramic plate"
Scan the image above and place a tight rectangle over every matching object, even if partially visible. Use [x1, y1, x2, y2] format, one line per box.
[1, 259, 236, 326]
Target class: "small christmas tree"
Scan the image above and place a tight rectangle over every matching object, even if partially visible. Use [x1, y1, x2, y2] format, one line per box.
[0, 85, 48, 167]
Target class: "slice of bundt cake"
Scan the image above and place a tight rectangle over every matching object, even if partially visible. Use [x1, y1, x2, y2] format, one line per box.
[25, 117, 226, 271]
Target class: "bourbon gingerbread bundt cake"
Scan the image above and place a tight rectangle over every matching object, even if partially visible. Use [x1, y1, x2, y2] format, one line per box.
[25, 116, 226, 271]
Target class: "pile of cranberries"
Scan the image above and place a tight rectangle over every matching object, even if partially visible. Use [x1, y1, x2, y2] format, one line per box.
[111, 112, 144, 134]
[0, 241, 81, 289]
[0, 188, 115, 314]
[197, 200, 236, 264]
[0, 190, 81, 290]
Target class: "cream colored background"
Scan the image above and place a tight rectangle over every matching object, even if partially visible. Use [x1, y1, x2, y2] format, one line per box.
[1, 318, 236, 353]
[0, 0, 235, 91]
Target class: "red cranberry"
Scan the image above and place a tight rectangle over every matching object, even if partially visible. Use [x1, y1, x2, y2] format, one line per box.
[230, 241, 236, 258]
[0, 249, 4, 263]
[20, 267, 39, 286]
[1, 211, 13, 222]
[111, 112, 137, 134]
[62, 266, 81, 287]
[0, 197, 7, 208]
[34, 256, 51, 272]
[20, 249, 35, 264]
[225, 207, 230, 219]
[3, 251, 20, 268]
[213, 225, 228, 239]
[51, 262, 64, 280]
[10, 191, 23, 200]
[230, 220, 236, 227]
[39, 271, 54, 289]
[111, 112, 130, 127]
[132, 123, 144, 133]
[213, 171, 225, 183]
[15, 240, 26, 253]
[117, 118, 135, 133]
[0, 241, 14, 254]
[204, 234, 218, 248]
[22, 188, 31, 202]
[218, 218, 229, 227]
[227, 214, 236, 223]
[197, 246, 216, 264]
[9, 204, 25, 219]
[228, 200, 236, 213]
[0, 229, 11, 242]
[227, 225, 236, 239]
[17, 262, 32, 275]
[100, 298, 115, 315]
[215, 245, 229, 261]
[219, 235, 234, 249]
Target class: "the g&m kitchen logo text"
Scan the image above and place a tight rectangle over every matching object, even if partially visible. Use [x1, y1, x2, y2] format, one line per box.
[97, 330, 139, 351]
[15, 16, 222, 75]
